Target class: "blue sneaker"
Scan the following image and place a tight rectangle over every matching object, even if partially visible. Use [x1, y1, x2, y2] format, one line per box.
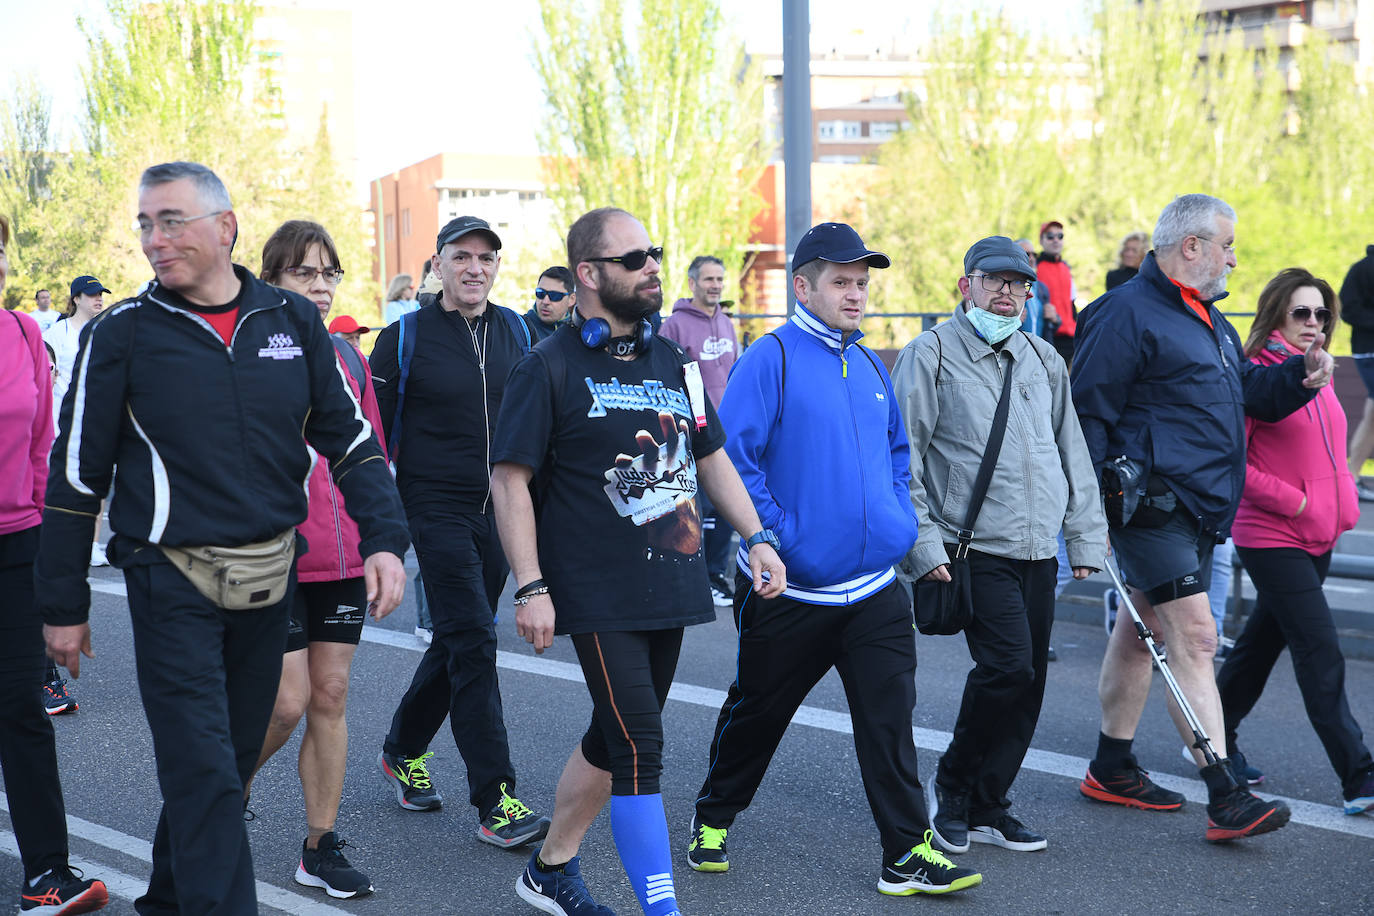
[1344, 770, 1374, 815]
[515, 853, 614, 915]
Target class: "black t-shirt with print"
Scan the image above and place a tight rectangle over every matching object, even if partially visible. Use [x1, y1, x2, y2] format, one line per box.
[491, 325, 726, 635]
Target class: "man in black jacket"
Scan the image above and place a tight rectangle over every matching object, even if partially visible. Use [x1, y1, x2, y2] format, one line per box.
[38, 161, 409, 914]
[370, 216, 549, 849]
[1072, 193, 1332, 842]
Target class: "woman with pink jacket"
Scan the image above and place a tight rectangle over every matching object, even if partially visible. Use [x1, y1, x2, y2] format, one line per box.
[1217, 267, 1373, 816]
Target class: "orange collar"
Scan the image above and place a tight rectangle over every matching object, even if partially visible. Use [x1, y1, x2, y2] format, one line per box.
[1168, 277, 1213, 328]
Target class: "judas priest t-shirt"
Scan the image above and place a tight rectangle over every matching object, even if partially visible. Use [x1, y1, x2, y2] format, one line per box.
[490, 327, 726, 635]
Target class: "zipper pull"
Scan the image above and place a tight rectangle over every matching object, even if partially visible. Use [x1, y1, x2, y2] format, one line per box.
[841, 352, 848, 378]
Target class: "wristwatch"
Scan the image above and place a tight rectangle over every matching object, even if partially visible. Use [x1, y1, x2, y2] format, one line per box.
[744, 529, 780, 552]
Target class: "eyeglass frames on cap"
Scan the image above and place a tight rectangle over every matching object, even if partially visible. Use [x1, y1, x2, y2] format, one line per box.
[586, 246, 664, 271]
[534, 287, 568, 302]
[134, 211, 224, 239]
[968, 273, 1033, 296]
[1289, 305, 1332, 326]
[283, 266, 345, 285]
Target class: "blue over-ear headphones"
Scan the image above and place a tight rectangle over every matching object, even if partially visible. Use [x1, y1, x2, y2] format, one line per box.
[570, 307, 654, 355]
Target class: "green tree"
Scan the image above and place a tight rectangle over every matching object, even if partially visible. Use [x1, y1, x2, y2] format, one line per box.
[532, 0, 769, 300]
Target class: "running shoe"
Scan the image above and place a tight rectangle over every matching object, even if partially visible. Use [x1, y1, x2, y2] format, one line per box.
[42, 678, 77, 716]
[1080, 757, 1185, 811]
[1205, 786, 1290, 841]
[516, 853, 614, 916]
[19, 865, 108, 914]
[877, 831, 982, 896]
[378, 750, 442, 811]
[1356, 481, 1374, 502]
[686, 814, 729, 872]
[478, 783, 550, 849]
[413, 626, 433, 645]
[925, 776, 970, 853]
[294, 832, 373, 898]
[1343, 769, 1374, 815]
[968, 812, 1048, 851]
[89, 544, 109, 568]
[708, 573, 734, 608]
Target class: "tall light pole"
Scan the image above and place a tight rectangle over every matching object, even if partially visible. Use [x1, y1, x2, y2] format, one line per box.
[782, 0, 811, 315]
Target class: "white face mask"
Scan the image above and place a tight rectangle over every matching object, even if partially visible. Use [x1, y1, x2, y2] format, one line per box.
[964, 301, 1023, 344]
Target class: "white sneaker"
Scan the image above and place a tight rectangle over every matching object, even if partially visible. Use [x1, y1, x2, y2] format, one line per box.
[414, 626, 433, 645]
[90, 543, 110, 567]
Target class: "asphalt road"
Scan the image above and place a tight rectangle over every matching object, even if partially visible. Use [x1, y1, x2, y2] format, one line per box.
[4, 566, 1372, 915]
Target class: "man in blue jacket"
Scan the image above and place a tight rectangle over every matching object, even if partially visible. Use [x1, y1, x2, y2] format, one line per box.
[687, 222, 981, 898]
[1072, 193, 1333, 842]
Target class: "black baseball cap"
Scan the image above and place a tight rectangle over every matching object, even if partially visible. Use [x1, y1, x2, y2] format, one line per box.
[963, 236, 1037, 282]
[70, 275, 111, 298]
[436, 215, 501, 253]
[792, 222, 890, 272]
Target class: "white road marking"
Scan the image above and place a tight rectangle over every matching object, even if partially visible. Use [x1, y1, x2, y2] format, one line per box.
[85, 577, 1374, 843]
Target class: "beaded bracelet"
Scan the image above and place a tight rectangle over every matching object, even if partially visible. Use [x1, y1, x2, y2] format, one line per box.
[512, 586, 550, 608]
[513, 578, 547, 599]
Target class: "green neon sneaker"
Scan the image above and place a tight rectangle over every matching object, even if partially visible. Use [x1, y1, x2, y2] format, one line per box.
[877, 831, 983, 896]
[378, 750, 442, 812]
[687, 814, 729, 872]
[477, 783, 549, 849]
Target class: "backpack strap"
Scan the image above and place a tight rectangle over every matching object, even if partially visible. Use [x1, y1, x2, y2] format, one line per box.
[496, 304, 532, 354]
[389, 309, 419, 459]
[765, 331, 786, 425]
[330, 334, 367, 395]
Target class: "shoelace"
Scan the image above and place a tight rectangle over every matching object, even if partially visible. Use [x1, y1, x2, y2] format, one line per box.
[404, 752, 435, 789]
[497, 783, 534, 819]
[911, 831, 957, 868]
[696, 823, 727, 850]
[319, 836, 356, 864]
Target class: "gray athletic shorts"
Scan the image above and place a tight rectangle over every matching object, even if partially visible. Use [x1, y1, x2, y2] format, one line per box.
[1109, 509, 1214, 605]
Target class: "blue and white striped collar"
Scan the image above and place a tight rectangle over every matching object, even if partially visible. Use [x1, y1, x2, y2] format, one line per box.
[788, 302, 865, 353]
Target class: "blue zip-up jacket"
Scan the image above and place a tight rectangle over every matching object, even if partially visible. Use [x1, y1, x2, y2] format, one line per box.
[1071, 252, 1315, 538]
[720, 304, 917, 605]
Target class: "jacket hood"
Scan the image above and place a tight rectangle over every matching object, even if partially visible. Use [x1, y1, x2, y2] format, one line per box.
[669, 297, 716, 319]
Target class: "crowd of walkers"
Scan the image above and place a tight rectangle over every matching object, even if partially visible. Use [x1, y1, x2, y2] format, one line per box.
[0, 165, 1372, 916]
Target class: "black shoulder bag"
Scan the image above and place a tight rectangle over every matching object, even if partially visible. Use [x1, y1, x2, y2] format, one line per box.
[914, 350, 1013, 635]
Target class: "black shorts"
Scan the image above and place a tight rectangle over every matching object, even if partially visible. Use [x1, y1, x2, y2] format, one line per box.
[286, 578, 367, 652]
[1109, 509, 1214, 605]
[1354, 353, 1374, 398]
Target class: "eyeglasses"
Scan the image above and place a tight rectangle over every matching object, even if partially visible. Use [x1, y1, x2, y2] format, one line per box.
[968, 273, 1033, 296]
[1043, 232, 1064, 241]
[534, 287, 568, 302]
[586, 246, 664, 271]
[134, 211, 224, 239]
[1194, 235, 1237, 256]
[1289, 305, 1332, 326]
[283, 266, 345, 285]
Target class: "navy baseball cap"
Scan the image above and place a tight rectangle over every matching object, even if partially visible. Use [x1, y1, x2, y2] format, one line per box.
[70, 275, 111, 298]
[963, 236, 1037, 282]
[436, 215, 501, 253]
[792, 222, 890, 272]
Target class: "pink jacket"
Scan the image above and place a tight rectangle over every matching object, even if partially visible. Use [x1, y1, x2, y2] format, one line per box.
[0, 311, 54, 535]
[1231, 331, 1359, 554]
[297, 342, 389, 582]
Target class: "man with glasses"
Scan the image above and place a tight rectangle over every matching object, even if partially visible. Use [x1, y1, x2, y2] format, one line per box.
[686, 222, 982, 899]
[522, 265, 575, 342]
[368, 215, 550, 848]
[893, 236, 1105, 856]
[37, 160, 410, 914]
[1035, 220, 1078, 365]
[491, 206, 785, 916]
[1072, 193, 1332, 841]
[660, 255, 740, 607]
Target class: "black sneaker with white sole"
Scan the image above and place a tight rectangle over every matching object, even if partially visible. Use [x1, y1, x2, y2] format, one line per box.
[294, 833, 373, 898]
[925, 776, 970, 854]
[968, 813, 1047, 851]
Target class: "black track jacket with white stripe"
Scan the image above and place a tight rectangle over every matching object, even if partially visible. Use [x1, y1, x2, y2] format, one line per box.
[34, 266, 410, 626]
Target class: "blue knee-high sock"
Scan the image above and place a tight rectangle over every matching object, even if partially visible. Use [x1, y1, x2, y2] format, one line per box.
[609, 793, 679, 915]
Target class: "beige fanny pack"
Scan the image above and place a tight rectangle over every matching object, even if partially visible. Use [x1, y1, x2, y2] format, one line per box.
[159, 530, 297, 610]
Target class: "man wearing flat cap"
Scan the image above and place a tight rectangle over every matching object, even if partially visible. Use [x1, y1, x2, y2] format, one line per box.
[369, 215, 549, 848]
[892, 235, 1105, 856]
[689, 222, 982, 898]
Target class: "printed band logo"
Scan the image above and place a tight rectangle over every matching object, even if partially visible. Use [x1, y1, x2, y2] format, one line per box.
[585, 377, 692, 420]
[258, 332, 304, 360]
[600, 411, 703, 557]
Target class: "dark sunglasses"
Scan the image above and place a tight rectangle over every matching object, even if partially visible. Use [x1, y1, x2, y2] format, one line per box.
[586, 246, 664, 271]
[1289, 305, 1332, 326]
[534, 287, 568, 302]
[1043, 232, 1064, 240]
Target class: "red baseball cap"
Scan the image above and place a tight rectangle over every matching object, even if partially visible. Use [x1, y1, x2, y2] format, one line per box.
[328, 315, 370, 335]
[1039, 221, 1064, 237]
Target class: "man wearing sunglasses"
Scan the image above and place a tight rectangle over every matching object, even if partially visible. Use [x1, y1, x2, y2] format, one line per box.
[893, 236, 1105, 857]
[1072, 193, 1333, 842]
[660, 255, 740, 608]
[1035, 220, 1078, 366]
[523, 265, 576, 342]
